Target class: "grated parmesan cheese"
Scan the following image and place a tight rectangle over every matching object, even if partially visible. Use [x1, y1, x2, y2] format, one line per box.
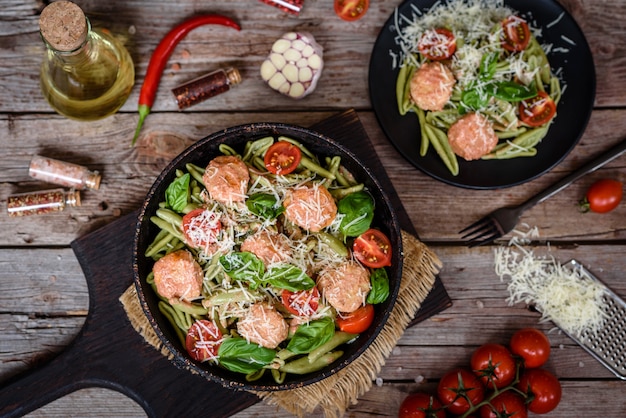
[494, 240, 608, 337]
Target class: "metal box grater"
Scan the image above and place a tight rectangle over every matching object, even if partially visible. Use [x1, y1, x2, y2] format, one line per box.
[560, 260, 626, 380]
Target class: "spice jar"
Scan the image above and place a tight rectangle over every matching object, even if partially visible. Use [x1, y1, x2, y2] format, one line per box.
[172, 67, 241, 110]
[29, 155, 101, 190]
[7, 188, 81, 217]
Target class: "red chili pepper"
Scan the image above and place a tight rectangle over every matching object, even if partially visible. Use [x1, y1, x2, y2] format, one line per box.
[131, 14, 241, 146]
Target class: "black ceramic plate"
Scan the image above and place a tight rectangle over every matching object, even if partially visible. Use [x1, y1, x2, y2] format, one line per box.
[369, 0, 596, 189]
[133, 123, 403, 391]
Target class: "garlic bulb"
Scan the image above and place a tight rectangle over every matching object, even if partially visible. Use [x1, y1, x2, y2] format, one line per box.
[260, 32, 324, 99]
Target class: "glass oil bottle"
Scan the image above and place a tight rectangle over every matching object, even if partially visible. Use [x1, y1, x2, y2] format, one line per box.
[39, 1, 135, 120]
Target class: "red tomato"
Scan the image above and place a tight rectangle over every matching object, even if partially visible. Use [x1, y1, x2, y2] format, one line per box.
[418, 28, 457, 61]
[437, 368, 485, 415]
[264, 141, 302, 175]
[281, 287, 320, 317]
[352, 228, 392, 268]
[509, 328, 551, 369]
[470, 343, 516, 389]
[519, 91, 557, 127]
[479, 391, 528, 418]
[580, 179, 623, 214]
[502, 15, 530, 52]
[182, 208, 221, 249]
[398, 392, 445, 418]
[186, 319, 223, 362]
[517, 369, 562, 414]
[334, 0, 369, 22]
[336, 304, 375, 333]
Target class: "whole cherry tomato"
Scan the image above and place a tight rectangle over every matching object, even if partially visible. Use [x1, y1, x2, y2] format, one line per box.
[470, 343, 516, 389]
[579, 179, 623, 213]
[509, 328, 551, 368]
[437, 368, 485, 415]
[479, 391, 528, 418]
[398, 392, 445, 418]
[517, 369, 562, 414]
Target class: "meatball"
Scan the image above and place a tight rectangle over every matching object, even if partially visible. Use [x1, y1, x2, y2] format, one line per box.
[240, 230, 292, 266]
[152, 250, 203, 304]
[203, 155, 250, 204]
[410, 61, 455, 111]
[237, 303, 289, 349]
[317, 261, 371, 313]
[284, 183, 337, 232]
[448, 112, 499, 160]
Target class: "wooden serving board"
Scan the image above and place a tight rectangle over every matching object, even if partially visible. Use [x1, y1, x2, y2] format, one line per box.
[0, 110, 451, 417]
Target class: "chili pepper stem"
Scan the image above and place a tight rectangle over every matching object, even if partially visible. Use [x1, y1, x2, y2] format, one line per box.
[131, 104, 151, 146]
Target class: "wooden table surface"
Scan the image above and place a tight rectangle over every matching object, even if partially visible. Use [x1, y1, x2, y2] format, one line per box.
[1, 0, 625, 416]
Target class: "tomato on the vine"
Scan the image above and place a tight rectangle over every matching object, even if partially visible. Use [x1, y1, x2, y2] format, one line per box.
[501, 15, 530, 52]
[518, 368, 562, 414]
[281, 287, 320, 317]
[336, 304, 374, 333]
[352, 228, 392, 268]
[470, 343, 516, 389]
[264, 141, 302, 175]
[479, 391, 528, 418]
[509, 328, 551, 369]
[579, 179, 623, 214]
[398, 392, 445, 418]
[186, 319, 223, 362]
[519, 91, 556, 127]
[418, 28, 457, 61]
[334, 0, 369, 22]
[437, 368, 485, 415]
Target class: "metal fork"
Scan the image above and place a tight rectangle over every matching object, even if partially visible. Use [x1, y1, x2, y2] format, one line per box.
[460, 137, 626, 247]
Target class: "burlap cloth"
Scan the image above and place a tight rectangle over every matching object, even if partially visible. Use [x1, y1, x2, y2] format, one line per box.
[120, 230, 442, 417]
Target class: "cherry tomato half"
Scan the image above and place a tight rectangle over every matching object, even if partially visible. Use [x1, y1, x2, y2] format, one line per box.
[336, 304, 375, 333]
[264, 141, 302, 175]
[502, 15, 531, 52]
[186, 319, 223, 362]
[470, 343, 516, 389]
[334, 0, 369, 22]
[509, 328, 551, 368]
[281, 287, 320, 317]
[519, 91, 556, 127]
[353, 228, 392, 268]
[580, 179, 623, 214]
[517, 368, 562, 414]
[398, 392, 445, 418]
[479, 391, 528, 418]
[182, 208, 222, 249]
[437, 368, 485, 415]
[418, 28, 457, 61]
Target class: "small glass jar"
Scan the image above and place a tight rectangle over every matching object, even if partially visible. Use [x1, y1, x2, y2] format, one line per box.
[7, 188, 81, 217]
[172, 67, 241, 110]
[29, 155, 101, 190]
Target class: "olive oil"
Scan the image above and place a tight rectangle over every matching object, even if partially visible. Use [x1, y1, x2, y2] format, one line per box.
[39, 1, 134, 121]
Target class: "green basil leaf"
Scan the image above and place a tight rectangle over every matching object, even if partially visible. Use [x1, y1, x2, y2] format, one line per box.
[246, 193, 285, 220]
[217, 337, 276, 374]
[264, 264, 315, 292]
[479, 52, 498, 81]
[337, 191, 375, 237]
[489, 81, 537, 102]
[460, 88, 489, 112]
[219, 252, 264, 289]
[165, 173, 190, 212]
[366, 268, 390, 304]
[286, 317, 335, 354]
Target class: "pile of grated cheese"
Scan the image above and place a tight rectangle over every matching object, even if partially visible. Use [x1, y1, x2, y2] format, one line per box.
[494, 234, 608, 338]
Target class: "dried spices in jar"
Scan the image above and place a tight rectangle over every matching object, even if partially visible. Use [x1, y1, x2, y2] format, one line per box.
[29, 155, 101, 190]
[7, 188, 81, 217]
[171, 67, 241, 110]
[258, 0, 304, 15]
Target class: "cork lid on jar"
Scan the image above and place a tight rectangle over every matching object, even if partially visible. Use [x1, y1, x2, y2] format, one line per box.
[39, 1, 88, 52]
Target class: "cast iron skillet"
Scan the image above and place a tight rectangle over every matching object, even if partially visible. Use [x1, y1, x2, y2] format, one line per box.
[132, 122, 403, 391]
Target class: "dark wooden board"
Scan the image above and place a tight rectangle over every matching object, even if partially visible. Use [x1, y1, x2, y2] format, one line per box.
[0, 110, 451, 417]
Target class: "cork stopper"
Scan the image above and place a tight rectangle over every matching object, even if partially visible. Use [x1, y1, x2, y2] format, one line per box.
[226, 68, 242, 86]
[65, 189, 81, 207]
[40, 1, 88, 52]
[85, 170, 102, 190]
